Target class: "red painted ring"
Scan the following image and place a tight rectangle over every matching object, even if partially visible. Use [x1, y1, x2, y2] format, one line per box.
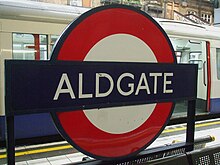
[51, 5, 176, 160]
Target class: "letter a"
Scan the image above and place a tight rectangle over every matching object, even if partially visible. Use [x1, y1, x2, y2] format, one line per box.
[135, 73, 151, 95]
[53, 73, 75, 100]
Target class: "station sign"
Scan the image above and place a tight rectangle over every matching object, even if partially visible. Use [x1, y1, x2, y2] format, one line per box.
[5, 5, 197, 160]
[6, 61, 196, 114]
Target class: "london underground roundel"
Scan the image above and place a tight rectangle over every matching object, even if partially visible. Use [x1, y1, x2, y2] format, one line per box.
[51, 5, 176, 160]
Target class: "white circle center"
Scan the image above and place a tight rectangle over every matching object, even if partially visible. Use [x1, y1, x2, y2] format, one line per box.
[83, 34, 157, 134]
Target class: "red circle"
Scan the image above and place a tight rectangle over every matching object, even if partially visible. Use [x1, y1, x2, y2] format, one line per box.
[51, 6, 175, 159]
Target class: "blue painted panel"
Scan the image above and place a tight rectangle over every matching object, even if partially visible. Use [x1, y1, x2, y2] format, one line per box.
[5, 60, 198, 116]
[210, 98, 220, 113]
[0, 116, 5, 141]
[0, 113, 58, 140]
